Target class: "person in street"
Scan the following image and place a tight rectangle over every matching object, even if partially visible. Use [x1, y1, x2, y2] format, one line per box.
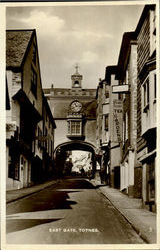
[80, 167, 85, 177]
[88, 166, 92, 180]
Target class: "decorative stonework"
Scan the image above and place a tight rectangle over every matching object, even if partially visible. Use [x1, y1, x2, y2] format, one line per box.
[71, 65, 83, 88]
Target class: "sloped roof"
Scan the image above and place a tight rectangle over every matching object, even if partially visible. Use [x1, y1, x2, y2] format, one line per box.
[116, 32, 136, 80]
[6, 30, 34, 68]
[135, 5, 155, 36]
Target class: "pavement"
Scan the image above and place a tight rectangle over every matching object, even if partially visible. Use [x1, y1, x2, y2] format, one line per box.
[6, 179, 61, 204]
[90, 179, 156, 244]
[6, 177, 156, 244]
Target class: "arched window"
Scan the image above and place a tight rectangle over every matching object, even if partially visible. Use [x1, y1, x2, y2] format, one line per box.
[74, 80, 79, 87]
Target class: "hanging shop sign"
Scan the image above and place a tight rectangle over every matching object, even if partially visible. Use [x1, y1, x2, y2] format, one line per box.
[112, 84, 129, 93]
[113, 100, 123, 143]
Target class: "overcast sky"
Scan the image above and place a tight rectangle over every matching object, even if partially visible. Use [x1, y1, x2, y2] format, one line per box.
[6, 4, 144, 89]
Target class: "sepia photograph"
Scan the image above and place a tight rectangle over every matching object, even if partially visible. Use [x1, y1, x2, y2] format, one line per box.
[1, 0, 159, 248]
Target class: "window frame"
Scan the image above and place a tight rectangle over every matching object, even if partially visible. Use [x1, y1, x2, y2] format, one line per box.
[67, 119, 82, 136]
[104, 114, 109, 131]
[142, 77, 150, 113]
[122, 112, 129, 144]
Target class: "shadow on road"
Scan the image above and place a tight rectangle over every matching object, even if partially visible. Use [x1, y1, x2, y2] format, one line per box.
[6, 218, 61, 233]
[6, 190, 78, 233]
[6, 178, 97, 233]
[59, 178, 96, 189]
[7, 190, 78, 215]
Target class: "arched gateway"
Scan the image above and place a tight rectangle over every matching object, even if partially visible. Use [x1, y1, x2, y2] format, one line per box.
[43, 67, 97, 175]
[54, 140, 96, 155]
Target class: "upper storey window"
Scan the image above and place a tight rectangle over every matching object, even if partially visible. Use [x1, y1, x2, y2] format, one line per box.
[67, 100, 83, 138]
[68, 120, 82, 135]
[32, 43, 37, 65]
[122, 112, 128, 145]
[150, 9, 156, 56]
[31, 66, 37, 98]
[142, 77, 149, 113]
[141, 70, 156, 136]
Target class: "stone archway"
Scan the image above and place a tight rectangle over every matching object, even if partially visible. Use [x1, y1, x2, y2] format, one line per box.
[54, 140, 97, 178]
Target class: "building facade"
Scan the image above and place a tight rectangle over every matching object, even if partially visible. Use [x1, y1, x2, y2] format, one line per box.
[44, 68, 97, 149]
[135, 5, 156, 211]
[42, 95, 56, 180]
[105, 66, 122, 188]
[6, 29, 56, 190]
[115, 32, 138, 197]
[43, 67, 97, 175]
[96, 66, 122, 187]
[95, 5, 157, 211]
[96, 79, 107, 183]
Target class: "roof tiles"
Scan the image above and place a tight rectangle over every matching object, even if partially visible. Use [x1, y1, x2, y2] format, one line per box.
[6, 30, 34, 68]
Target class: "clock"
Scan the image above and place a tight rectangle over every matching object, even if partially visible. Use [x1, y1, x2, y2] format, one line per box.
[71, 101, 82, 112]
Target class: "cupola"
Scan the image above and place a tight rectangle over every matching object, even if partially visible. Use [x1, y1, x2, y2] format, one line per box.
[71, 64, 82, 88]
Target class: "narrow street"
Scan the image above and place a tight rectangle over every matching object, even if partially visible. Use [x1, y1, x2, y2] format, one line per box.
[6, 177, 144, 244]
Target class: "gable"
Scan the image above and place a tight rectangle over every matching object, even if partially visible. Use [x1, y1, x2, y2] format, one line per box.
[6, 30, 34, 68]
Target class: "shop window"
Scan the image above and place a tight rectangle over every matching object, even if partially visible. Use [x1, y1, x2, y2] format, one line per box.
[14, 162, 19, 180]
[8, 150, 20, 180]
[31, 67, 37, 98]
[8, 160, 14, 179]
[148, 160, 155, 201]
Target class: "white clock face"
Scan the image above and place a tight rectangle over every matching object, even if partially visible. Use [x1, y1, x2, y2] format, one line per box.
[71, 101, 82, 112]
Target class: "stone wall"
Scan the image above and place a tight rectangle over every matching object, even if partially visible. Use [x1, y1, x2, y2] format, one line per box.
[44, 87, 97, 150]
